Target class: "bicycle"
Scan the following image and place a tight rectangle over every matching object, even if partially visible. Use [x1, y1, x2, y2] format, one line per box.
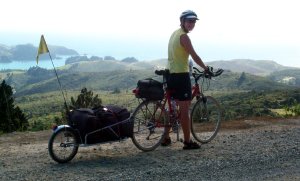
[131, 66, 223, 151]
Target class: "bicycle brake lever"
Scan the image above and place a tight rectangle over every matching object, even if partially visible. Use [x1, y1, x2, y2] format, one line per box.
[193, 67, 201, 74]
[213, 69, 224, 77]
[155, 70, 164, 76]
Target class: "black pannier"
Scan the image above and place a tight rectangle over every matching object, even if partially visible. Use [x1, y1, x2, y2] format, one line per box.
[135, 78, 164, 100]
[70, 105, 132, 144]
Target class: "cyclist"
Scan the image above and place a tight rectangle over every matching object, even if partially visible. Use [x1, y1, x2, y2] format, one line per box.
[162, 10, 208, 149]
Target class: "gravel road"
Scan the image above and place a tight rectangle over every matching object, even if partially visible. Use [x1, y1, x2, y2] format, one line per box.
[0, 118, 299, 181]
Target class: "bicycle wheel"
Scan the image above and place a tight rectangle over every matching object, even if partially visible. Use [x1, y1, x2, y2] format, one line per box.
[191, 96, 221, 143]
[131, 100, 165, 151]
[48, 128, 79, 163]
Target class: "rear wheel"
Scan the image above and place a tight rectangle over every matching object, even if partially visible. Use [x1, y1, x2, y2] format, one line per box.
[191, 96, 221, 143]
[131, 100, 165, 151]
[48, 128, 79, 163]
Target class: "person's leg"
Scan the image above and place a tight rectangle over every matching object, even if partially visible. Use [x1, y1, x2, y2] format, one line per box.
[178, 100, 191, 142]
[161, 111, 172, 146]
[178, 100, 200, 149]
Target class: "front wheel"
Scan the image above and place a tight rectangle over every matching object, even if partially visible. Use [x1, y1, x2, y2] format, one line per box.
[48, 128, 79, 163]
[191, 96, 221, 143]
[131, 100, 165, 151]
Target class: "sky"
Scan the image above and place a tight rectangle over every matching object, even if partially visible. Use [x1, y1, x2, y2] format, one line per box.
[0, 0, 299, 67]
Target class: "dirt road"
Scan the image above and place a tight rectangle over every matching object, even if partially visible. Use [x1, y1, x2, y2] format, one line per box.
[0, 118, 299, 180]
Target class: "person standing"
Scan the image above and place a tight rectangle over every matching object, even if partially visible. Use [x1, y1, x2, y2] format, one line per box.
[162, 10, 208, 149]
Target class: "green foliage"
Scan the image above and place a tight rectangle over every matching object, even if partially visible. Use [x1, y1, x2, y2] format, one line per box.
[0, 80, 29, 132]
[70, 87, 102, 109]
[54, 114, 67, 125]
[28, 112, 62, 131]
[268, 69, 300, 86]
[284, 103, 300, 116]
[218, 89, 300, 120]
[14, 90, 138, 131]
[30, 119, 49, 131]
[12, 86, 300, 132]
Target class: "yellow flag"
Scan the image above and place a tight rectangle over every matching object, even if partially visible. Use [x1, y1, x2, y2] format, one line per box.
[36, 35, 49, 64]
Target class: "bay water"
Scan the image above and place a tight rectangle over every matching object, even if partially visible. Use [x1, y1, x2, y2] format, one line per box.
[0, 58, 67, 70]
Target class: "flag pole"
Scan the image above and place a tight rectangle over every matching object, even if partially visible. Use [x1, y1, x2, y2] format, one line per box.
[48, 52, 69, 111]
[36, 35, 69, 112]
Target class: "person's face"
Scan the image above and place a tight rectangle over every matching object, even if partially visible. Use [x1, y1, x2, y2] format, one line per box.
[183, 19, 196, 32]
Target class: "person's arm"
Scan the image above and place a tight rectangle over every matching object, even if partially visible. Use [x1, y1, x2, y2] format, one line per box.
[180, 34, 207, 70]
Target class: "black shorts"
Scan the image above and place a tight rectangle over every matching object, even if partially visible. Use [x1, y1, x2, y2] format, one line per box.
[167, 73, 192, 101]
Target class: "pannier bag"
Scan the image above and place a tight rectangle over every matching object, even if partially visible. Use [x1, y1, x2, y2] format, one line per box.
[135, 78, 164, 100]
[70, 105, 132, 144]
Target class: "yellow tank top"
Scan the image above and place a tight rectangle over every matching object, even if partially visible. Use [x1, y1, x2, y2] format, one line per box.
[168, 28, 189, 73]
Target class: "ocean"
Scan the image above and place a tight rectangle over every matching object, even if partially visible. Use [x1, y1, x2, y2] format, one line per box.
[0, 58, 67, 70]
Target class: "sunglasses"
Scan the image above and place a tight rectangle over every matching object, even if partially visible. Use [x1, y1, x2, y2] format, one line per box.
[186, 19, 196, 24]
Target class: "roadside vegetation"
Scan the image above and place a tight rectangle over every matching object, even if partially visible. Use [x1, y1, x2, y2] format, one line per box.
[0, 80, 29, 134]
[10, 87, 299, 132]
[13, 88, 139, 131]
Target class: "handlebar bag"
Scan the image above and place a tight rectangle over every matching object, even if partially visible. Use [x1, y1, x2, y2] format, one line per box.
[136, 78, 164, 100]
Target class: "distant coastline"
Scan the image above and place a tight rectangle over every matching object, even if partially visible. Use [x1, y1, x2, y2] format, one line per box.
[0, 58, 67, 70]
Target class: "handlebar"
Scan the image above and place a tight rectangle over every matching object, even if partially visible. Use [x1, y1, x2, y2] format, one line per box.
[154, 66, 223, 83]
[192, 66, 223, 81]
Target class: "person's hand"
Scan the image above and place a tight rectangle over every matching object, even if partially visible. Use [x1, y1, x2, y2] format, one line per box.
[204, 66, 209, 72]
[205, 66, 214, 77]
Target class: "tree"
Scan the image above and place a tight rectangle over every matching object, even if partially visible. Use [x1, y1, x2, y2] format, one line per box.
[0, 80, 29, 132]
[13, 106, 29, 131]
[237, 72, 246, 87]
[70, 88, 102, 109]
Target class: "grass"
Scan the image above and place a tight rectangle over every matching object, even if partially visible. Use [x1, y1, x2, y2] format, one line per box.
[270, 108, 297, 117]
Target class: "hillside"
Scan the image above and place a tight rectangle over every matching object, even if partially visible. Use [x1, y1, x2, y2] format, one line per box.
[64, 59, 167, 72]
[6, 65, 296, 97]
[64, 58, 298, 76]
[206, 59, 295, 76]
[0, 43, 78, 62]
[9, 68, 154, 96]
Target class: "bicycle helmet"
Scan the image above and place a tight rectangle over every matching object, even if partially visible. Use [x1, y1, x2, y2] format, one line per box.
[180, 10, 199, 21]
